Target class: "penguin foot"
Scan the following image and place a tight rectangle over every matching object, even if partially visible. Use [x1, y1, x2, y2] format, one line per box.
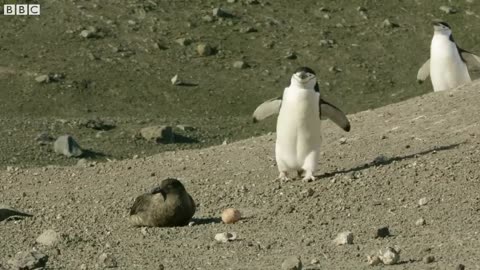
[277, 172, 290, 182]
[301, 172, 316, 182]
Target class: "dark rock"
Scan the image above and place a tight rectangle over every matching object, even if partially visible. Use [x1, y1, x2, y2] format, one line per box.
[375, 226, 391, 238]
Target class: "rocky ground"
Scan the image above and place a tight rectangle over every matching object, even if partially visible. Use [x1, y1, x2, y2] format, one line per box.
[2, 0, 480, 269]
[1, 0, 480, 168]
[1, 80, 480, 269]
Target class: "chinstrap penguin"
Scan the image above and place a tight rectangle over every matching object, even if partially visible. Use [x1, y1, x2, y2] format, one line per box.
[253, 67, 350, 181]
[417, 20, 480, 92]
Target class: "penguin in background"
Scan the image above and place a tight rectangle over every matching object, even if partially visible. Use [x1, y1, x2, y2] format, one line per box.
[417, 20, 480, 92]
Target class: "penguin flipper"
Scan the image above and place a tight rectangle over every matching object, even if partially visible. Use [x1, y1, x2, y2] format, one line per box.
[319, 98, 351, 132]
[417, 59, 430, 83]
[461, 51, 480, 68]
[252, 96, 282, 123]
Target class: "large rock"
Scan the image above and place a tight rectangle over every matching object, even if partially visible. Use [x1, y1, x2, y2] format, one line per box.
[7, 251, 48, 270]
[53, 135, 83, 157]
[140, 126, 174, 143]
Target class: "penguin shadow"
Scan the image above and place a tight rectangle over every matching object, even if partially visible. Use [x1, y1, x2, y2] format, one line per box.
[317, 142, 463, 179]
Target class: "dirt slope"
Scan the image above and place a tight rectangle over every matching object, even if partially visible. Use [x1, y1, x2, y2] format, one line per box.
[1, 80, 480, 269]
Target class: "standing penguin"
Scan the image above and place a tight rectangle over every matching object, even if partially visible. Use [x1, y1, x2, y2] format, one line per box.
[417, 20, 480, 92]
[253, 67, 350, 181]
[129, 178, 196, 227]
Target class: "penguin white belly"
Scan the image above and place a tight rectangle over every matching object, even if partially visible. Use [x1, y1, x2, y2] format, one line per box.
[430, 38, 471, 92]
[275, 87, 321, 174]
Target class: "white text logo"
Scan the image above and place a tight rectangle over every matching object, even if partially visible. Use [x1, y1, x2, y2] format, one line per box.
[4, 4, 40, 15]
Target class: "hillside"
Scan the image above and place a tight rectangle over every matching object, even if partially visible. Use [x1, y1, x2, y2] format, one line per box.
[1, 80, 480, 269]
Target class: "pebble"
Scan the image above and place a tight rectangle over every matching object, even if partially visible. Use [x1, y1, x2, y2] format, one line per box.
[227, 0, 236, 3]
[422, 255, 435, 264]
[54, 135, 83, 158]
[285, 51, 297, 60]
[418, 197, 428, 206]
[197, 43, 214, 56]
[36, 229, 61, 246]
[213, 7, 233, 18]
[98, 253, 117, 268]
[379, 247, 400, 265]
[139, 126, 174, 144]
[374, 226, 391, 238]
[415, 218, 426, 226]
[7, 251, 48, 270]
[240, 26, 257, 33]
[171, 74, 182, 85]
[382, 19, 399, 28]
[175, 38, 192, 46]
[334, 231, 353, 245]
[35, 74, 50, 83]
[233, 61, 248, 69]
[35, 132, 54, 145]
[79, 26, 98, 38]
[367, 255, 381, 266]
[214, 232, 237, 243]
[176, 125, 195, 131]
[202, 15, 214, 22]
[456, 264, 466, 270]
[339, 137, 347, 144]
[440, 6, 457, 14]
[281, 256, 302, 270]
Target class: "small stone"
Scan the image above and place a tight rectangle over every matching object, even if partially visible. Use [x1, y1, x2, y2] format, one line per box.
[227, 0, 236, 3]
[281, 256, 302, 270]
[367, 255, 381, 266]
[35, 132, 54, 145]
[382, 19, 399, 28]
[285, 51, 297, 60]
[415, 218, 426, 226]
[339, 137, 347, 144]
[140, 126, 174, 143]
[54, 135, 83, 158]
[176, 125, 195, 131]
[35, 74, 50, 83]
[213, 7, 233, 18]
[196, 43, 214, 56]
[141, 227, 148, 236]
[379, 247, 400, 265]
[175, 38, 192, 46]
[440, 6, 457, 14]
[245, 0, 260, 4]
[214, 232, 238, 243]
[80, 264, 88, 270]
[240, 26, 257, 33]
[334, 231, 353, 245]
[98, 253, 117, 268]
[76, 158, 89, 167]
[310, 259, 319, 264]
[301, 188, 314, 197]
[80, 118, 115, 130]
[418, 197, 428, 206]
[456, 264, 466, 270]
[375, 226, 391, 238]
[233, 61, 248, 69]
[202, 15, 214, 22]
[36, 229, 61, 246]
[422, 255, 435, 264]
[79, 27, 98, 38]
[171, 74, 182, 85]
[329, 66, 342, 73]
[7, 251, 48, 270]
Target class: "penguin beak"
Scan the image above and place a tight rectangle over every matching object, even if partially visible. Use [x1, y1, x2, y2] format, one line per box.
[297, 71, 308, 80]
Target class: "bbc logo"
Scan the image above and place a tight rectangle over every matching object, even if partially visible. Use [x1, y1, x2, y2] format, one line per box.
[3, 4, 41, 16]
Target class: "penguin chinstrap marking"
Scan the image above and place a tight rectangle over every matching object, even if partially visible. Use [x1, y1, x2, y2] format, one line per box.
[252, 67, 351, 182]
[417, 20, 480, 92]
[129, 178, 196, 227]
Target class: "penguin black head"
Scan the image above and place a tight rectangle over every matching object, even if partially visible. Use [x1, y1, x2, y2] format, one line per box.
[291, 66, 319, 92]
[432, 20, 452, 35]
